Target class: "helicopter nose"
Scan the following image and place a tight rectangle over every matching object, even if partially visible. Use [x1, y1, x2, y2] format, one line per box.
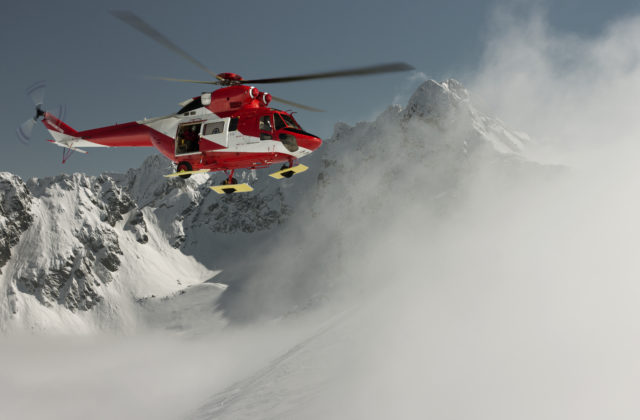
[311, 136, 322, 150]
[298, 135, 322, 151]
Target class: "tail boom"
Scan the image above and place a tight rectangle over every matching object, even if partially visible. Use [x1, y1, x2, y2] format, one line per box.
[42, 112, 77, 137]
[77, 122, 155, 147]
[42, 115, 155, 149]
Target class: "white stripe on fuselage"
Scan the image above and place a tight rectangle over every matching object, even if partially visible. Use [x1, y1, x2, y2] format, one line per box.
[140, 108, 312, 159]
[228, 140, 312, 158]
[49, 131, 109, 147]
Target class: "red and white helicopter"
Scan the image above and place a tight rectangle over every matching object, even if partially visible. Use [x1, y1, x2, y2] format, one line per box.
[18, 11, 413, 194]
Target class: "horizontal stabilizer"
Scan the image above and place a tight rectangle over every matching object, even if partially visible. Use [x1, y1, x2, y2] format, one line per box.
[47, 139, 88, 154]
[210, 183, 254, 194]
[269, 164, 309, 179]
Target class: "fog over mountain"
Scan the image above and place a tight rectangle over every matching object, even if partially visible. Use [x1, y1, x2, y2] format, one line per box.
[2, 31, 640, 418]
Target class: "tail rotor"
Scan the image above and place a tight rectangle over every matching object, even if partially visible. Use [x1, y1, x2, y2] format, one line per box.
[17, 117, 39, 144]
[17, 81, 66, 144]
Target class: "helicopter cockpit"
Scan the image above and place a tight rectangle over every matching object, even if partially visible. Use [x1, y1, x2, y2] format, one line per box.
[257, 111, 319, 152]
[274, 113, 301, 131]
[259, 112, 308, 141]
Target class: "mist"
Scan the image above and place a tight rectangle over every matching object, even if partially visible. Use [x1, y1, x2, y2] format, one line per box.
[203, 7, 640, 419]
[4, 7, 640, 420]
[0, 321, 318, 420]
[471, 8, 640, 164]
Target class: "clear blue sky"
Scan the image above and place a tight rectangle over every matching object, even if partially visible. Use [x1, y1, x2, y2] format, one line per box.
[2, 0, 639, 178]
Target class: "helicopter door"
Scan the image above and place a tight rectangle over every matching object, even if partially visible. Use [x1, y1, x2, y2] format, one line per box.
[201, 117, 230, 149]
[259, 115, 274, 140]
[175, 122, 202, 156]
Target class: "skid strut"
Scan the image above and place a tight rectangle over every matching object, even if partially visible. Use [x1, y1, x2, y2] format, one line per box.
[224, 169, 236, 185]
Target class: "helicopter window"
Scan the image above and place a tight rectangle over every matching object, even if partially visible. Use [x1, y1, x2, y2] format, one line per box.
[274, 114, 286, 130]
[280, 113, 302, 130]
[203, 121, 224, 135]
[177, 97, 202, 114]
[259, 116, 273, 140]
[229, 117, 238, 132]
[259, 116, 273, 131]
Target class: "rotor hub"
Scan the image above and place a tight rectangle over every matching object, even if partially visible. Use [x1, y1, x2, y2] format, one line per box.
[35, 105, 45, 120]
[216, 73, 244, 86]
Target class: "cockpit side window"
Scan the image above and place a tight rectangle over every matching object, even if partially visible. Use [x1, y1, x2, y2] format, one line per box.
[280, 113, 302, 130]
[259, 115, 273, 131]
[274, 114, 286, 130]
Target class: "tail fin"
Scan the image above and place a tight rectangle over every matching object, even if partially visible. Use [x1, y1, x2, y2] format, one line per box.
[42, 110, 77, 141]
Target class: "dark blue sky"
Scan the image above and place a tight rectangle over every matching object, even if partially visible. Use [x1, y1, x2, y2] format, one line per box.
[2, 0, 640, 178]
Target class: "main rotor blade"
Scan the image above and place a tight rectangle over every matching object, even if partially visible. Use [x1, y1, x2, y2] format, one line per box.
[270, 95, 324, 112]
[149, 76, 220, 85]
[110, 11, 218, 80]
[242, 62, 414, 84]
[26, 80, 46, 107]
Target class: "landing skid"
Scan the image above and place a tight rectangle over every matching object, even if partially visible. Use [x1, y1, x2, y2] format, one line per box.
[210, 183, 254, 194]
[163, 168, 210, 178]
[269, 164, 309, 179]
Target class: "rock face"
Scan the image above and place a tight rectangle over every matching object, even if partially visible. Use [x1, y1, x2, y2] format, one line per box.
[0, 79, 544, 332]
[0, 174, 32, 275]
[6, 174, 130, 312]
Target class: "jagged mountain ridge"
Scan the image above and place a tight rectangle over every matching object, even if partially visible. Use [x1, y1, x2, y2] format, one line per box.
[0, 154, 292, 331]
[0, 79, 540, 332]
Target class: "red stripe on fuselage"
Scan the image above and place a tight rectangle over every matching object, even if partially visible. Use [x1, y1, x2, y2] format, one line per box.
[78, 122, 155, 147]
[43, 112, 78, 136]
[175, 150, 296, 172]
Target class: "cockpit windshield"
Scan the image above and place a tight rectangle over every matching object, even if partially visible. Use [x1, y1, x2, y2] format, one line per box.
[275, 113, 302, 130]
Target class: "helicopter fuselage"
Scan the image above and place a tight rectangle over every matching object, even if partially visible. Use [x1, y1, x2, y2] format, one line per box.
[43, 85, 322, 172]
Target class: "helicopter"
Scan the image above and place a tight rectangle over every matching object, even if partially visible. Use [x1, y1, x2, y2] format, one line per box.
[17, 11, 413, 194]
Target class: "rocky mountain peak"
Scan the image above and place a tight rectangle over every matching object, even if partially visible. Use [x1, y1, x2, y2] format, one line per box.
[403, 78, 470, 121]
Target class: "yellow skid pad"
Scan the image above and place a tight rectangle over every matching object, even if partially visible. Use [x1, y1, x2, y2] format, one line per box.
[164, 169, 210, 178]
[269, 164, 309, 179]
[210, 183, 254, 194]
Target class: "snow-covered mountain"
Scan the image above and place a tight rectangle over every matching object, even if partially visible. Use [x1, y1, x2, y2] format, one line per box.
[314, 80, 530, 205]
[214, 79, 547, 323]
[0, 79, 541, 333]
[0, 153, 297, 332]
